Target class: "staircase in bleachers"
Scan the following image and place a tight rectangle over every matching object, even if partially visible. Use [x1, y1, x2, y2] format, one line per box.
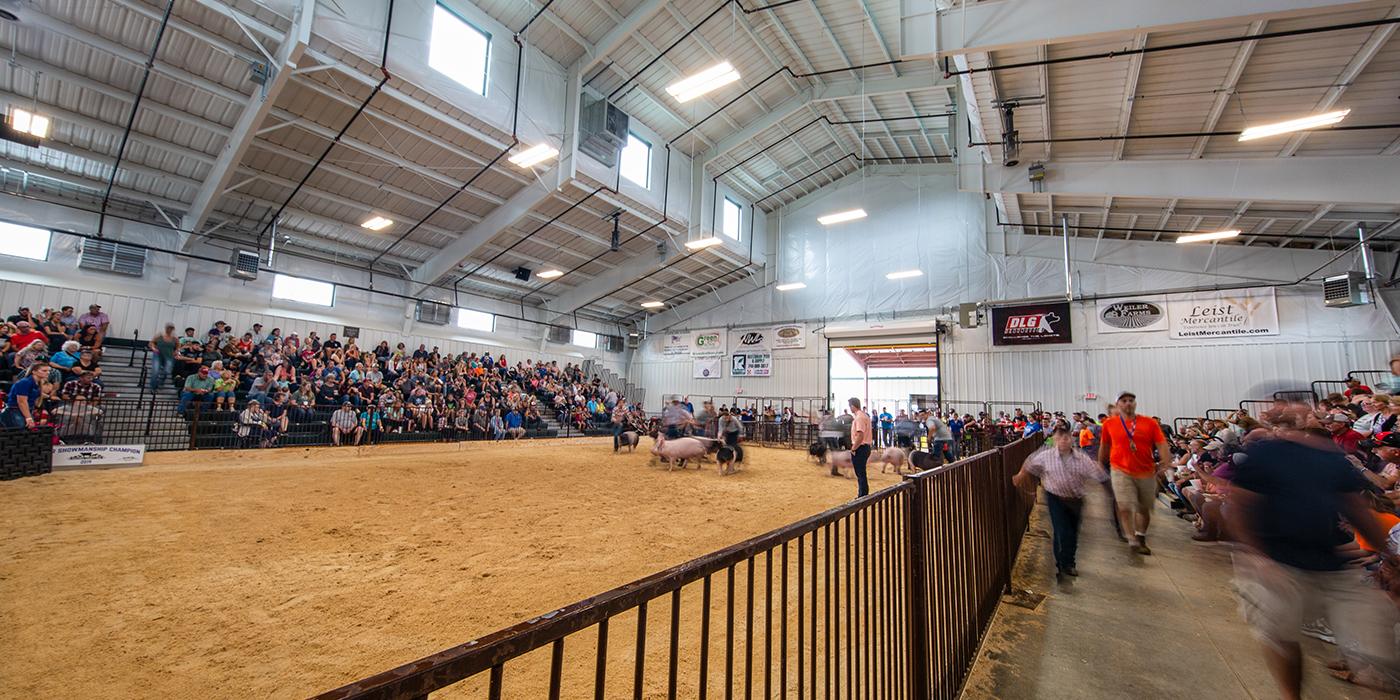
[581, 357, 643, 407]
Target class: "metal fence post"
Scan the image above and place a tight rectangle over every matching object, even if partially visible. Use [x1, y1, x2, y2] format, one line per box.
[904, 480, 932, 700]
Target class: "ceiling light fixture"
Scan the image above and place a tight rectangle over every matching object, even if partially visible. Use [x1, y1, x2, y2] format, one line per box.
[1176, 229, 1240, 244]
[1238, 109, 1350, 141]
[685, 236, 722, 250]
[666, 62, 741, 103]
[641, 301, 665, 308]
[776, 282, 806, 291]
[537, 269, 564, 279]
[361, 216, 393, 231]
[509, 143, 559, 168]
[885, 270, 923, 280]
[818, 209, 868, 225]
[11, 108, 49, 138]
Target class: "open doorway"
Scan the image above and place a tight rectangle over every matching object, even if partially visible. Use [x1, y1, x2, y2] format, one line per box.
[828, 344, 939, 418]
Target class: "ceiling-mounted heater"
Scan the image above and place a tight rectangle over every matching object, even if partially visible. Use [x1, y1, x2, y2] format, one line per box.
[228, 250, 259, 280]
[415, 300, 452, 325]
[580, 93, 629, 167]
[1324, 271, 1370, 308]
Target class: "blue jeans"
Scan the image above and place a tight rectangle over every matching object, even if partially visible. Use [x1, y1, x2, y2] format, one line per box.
[149, 355, 175, 392]
[613, 422, 624, 450]
[932, 439, 955, 463]
[852, 444, 871, 498]
[1045, 492, 1084, 572]
[179, 391, 212, 414]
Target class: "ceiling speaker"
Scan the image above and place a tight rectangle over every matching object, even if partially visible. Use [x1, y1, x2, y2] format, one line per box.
[514, 267, 532, 281]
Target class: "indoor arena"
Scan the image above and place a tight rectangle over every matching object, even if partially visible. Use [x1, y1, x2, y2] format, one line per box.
[0, 0, 1398, 698]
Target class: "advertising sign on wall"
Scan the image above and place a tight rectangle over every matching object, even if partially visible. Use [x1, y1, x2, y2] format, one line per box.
[1167, 287, 1279, 339]
[732, 329, 770, 351]
[662, 332, 692, 357]
[771, 323, 807, 349]
[991, 302, 1073, 346]
[1096, 298, 1169, 334]
[730, 351, 772, 377]
[52, 444, 146, 467]
[692, 330, 726, 357]
[693, 357, 722, 379]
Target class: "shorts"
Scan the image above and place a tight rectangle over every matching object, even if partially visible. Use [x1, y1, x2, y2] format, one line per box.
[1234, 553, 1399, 671]
[1110, 470, 1157, 513]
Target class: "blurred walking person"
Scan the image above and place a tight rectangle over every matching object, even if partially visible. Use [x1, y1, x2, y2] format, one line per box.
[849, 397, 873, 499]
[1099, 392, 1169, 555]
[1012, 426, 1108, 578]
[1228, 408, 1399, 699]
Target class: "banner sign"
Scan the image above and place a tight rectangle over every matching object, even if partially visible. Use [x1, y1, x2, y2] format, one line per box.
[693, 357, 722, 378]
[52, 444, 146, 467]
[662, 332, 691, 357]
[991, 302, 1073, 346]
[692, 330, 725, 357]
[1096, 298, 1168, 334]
[772, 323, 807, 349]
[730, 351, 772, 377]
[731, 329, 770, 351]
[1167, 287, 1279, 339]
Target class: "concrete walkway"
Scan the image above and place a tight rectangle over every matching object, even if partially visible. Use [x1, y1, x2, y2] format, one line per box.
[963, 489, 1394, 700]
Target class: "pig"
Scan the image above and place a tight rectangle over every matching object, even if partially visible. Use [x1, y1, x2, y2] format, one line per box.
[619, 431, 641, 453]
[651, 436, 716, 471]
[808, 441, 828, 465]
[876, 447, 909, 474]
[716, 446, 738, 475]
[908, 450, 940, 472]
[827, 450, 853, 478]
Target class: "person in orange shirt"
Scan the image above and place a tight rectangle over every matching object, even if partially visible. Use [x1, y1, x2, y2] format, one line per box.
[849, 397, 873, 498]
[1098, 392, 1170, 555]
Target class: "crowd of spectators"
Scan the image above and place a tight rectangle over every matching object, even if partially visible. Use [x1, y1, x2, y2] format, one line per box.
[141, 319, 638, 448]
[0, 304, 112, 438]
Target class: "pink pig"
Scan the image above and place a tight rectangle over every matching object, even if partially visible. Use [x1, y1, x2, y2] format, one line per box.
[651, 436, 717, 471]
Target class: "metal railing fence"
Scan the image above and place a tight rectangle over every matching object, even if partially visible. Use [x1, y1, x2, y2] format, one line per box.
[308, 437, 1042, 700]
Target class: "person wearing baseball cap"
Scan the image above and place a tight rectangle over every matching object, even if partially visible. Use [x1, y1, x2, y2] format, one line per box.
[1099, 391, 1171, 555]
[1326, 414, 1365, 455]
[179, 365, 216, 414]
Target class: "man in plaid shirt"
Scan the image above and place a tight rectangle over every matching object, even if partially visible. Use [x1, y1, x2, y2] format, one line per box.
[1013, 426, 1109, 578]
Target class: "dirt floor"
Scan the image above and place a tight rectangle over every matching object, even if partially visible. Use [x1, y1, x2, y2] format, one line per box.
[0, 438, 907, 699]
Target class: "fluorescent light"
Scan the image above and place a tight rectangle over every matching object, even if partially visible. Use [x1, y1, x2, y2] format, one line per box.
[641, 301, 665, 308]
[11, 108, 49, 138]
[776, 282, 806, 291]
[1238, 109, 1350, 141]
[685, 236, 723, 250]
[1176, 230, 1240, 244]
[361, 216, 393, 231]
[885, 270, 923, 280]
[666, 62, 741, 103]
[818, 209, 867, 225]
[537, 269, 564, 279]
[509, 144, 560, 168]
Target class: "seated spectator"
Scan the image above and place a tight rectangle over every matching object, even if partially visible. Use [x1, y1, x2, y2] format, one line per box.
[490, 409, 507, 440]
[60, 370, 103, 405]
[246, 371, 275, 405]
[41, 309, 70, 351]
[1327, 414, 1365, 455]
[359, 404, 382, 444]
[76, 304, 109, 345]
[265, 393, 291, 433]
[51, 340, 81, 372]
[331, 401, 364, 446]
[179, 366, 216, 414]
[174, 339, 203, 382]
[1, 358, 49, 428]
[14, 338, 49, 374]
[1346, 377, 1374, 401]
[5, 320, 47, 369]
[75, 324, 104, 360]
[57, 306, 78, 335]
[68, 347, 103, 386]
[1357, 395, 1391, 437]
[236, 400, 278, 449]
[211, 365, 237, 411]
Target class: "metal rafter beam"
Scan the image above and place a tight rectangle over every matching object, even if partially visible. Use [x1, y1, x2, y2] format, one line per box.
[1113, 34, 1147, 161]
[1276, 204, 1335, 247]
[575, 0, 673, 77]
[1191, 21, 1266, 159]
[1277, 7, 1400, 156]
[182, 0, 311, 241]
[963, 156, 1400, 206]
[935, 0, 1380, 56]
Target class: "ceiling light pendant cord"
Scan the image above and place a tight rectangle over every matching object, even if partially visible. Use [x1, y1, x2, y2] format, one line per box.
[99, 0, 175, 237]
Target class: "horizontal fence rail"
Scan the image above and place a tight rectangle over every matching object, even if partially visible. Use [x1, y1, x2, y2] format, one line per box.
[308, 438, 1042, 700]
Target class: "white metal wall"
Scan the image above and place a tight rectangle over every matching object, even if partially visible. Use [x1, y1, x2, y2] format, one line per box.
[629, 353, 829, 408]
[941, 338, 1395, 423]
[0, 278, 627, 375]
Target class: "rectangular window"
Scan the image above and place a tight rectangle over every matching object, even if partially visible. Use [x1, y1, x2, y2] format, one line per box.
[272, 274, 335, 307]
[620, 132, 651, 188]
[571, 329, 598, 348]
[722, 197, 742, 240]
[457, 308, 494, 333]
[0, 222, 51, 260]
[430, 3, 491, 96]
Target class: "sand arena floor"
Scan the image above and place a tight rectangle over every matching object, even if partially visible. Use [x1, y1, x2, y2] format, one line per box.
[0, 437, 909, 699]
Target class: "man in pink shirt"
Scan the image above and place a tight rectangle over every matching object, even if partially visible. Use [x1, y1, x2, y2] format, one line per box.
[850, 397, 873, 498]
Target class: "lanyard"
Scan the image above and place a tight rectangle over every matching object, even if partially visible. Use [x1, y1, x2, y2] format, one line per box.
[1119, 415, 1138, 452]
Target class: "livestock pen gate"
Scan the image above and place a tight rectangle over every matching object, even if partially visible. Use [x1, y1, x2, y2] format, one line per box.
[309, 437, 1042, 700]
